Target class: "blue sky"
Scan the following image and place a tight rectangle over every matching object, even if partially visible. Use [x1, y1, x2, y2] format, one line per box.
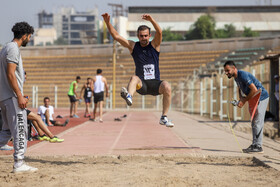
[0, 0, 279, 45]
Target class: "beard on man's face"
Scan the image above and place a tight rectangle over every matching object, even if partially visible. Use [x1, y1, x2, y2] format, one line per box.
[140, 40, 149, 45]
[22, 38, 29, 47]
[226, 73, 234, 79]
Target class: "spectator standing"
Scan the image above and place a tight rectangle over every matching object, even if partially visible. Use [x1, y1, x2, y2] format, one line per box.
[80, 78, 93, 118]
[91, 69, 108, 122]
[224, 61, 269, 153]
[68, 76, 81, 118]
[0, 22, 37, 172]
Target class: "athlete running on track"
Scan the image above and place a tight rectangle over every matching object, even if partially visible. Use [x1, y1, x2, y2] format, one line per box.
[102, 13, 174, 127]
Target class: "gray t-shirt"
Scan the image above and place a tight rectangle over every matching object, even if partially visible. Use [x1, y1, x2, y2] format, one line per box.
[0, 42, 24, 102]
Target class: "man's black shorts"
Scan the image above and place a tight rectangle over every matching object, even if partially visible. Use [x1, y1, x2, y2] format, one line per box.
[26, 109, 31, 116]
[68, 95, 78, 103]
[136, 79, 163, 96]
[94, 91, 104, 104]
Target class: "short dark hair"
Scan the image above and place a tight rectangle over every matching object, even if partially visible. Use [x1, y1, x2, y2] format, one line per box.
[12, 22, 34, 39]
[137, 25, 151, 35]
[87, 77, 91, 81]
[76, 76, 81, 80]
[224, 61, 236, 68]
[44, 97, 50, 102]
[97, 69, 102, 74]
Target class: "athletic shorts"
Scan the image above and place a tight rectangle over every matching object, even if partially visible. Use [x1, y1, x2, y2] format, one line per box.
[26, 109, 31, 116]
[137, 79, 163, 96]
[68, 95, 78, 103]
[94, 91, 104, 104]
[84, 97, 91, 104]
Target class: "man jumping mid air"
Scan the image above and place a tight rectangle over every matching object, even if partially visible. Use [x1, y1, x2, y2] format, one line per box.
[102, 13, 173, 127]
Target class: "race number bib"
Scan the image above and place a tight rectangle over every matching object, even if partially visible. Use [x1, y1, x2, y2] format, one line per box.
[87, 91, 92, 98]
[143, 64, 155, 80]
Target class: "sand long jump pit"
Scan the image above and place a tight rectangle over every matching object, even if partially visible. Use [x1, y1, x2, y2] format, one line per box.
[0, 155, 279, 187]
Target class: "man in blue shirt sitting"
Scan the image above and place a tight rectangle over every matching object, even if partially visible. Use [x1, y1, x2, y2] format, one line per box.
[224, 61, 269, 153]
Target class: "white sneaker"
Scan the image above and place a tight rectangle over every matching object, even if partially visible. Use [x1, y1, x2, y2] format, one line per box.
[120, 87, 132, 106]
[159, 116, 174, 128]
[0, 144, 13, 151]
[13, 163, 38, 173]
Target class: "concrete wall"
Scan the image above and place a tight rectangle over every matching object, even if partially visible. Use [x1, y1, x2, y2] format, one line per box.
[19, 35, 280, 57]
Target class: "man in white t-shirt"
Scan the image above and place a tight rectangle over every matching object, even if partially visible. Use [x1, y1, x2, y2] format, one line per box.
[90, 69, 108, 122]
[38, 97, 69, 126]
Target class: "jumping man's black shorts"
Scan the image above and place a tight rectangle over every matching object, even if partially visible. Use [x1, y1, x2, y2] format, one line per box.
[136, 79, 163, 96]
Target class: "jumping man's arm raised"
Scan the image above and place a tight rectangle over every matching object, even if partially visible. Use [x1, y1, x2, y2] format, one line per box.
[142, 14, 162, 51]
[102, 13, 134, 53]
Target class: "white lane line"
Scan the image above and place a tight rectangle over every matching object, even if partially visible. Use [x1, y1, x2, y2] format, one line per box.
[108, 113, 131, 154]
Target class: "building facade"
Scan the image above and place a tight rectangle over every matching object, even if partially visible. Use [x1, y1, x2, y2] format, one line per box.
[124, 6, 280, 41]
[38, 7, 99, 45]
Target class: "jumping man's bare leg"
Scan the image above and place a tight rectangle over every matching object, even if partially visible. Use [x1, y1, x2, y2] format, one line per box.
[127, 75, 142, 96]
[159, 81, 171, 116]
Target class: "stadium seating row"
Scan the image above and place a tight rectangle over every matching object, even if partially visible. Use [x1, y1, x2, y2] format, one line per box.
[23, 50, 227, 108]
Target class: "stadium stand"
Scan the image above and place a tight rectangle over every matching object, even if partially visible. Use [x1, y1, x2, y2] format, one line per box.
[199, 47, 268, 76]
[23, 50, 228, 108]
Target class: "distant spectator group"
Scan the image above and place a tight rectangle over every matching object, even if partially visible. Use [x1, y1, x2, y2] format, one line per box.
[68, 69, 109, 122]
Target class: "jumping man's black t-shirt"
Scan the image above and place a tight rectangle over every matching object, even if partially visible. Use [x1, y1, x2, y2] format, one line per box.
[131, 42, 160, 80]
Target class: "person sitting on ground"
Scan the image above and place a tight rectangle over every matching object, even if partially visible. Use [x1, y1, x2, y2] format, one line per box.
[80, 78, 93, 118]
[26, 109, 64, 143]
[38, 97, 69, 127]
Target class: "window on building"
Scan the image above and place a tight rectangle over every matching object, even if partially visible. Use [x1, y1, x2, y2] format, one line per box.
[70, 40, 82, 45]
[70, 32, 80, 38]
[63, 24, 69, 30]
[87, 16, 95, 22]
[70, 24, 95, 30]
[62, 32, 69, 38]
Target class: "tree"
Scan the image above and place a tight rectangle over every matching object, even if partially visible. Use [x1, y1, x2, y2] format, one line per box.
[215, 24, 237, 38]
[162, 27, 184, 41]
[53, 36, 68, 45]
[185, 14, 216, 40]
[242, 27, 260, 37]
[224, 24, 237, 38]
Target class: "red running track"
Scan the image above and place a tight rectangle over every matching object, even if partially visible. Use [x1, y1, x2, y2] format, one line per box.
[26, 111, 200, 156]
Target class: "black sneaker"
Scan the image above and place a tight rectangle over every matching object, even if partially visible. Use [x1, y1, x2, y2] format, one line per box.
[242, 144, 264, 154]
[63, 119, 69, 126]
